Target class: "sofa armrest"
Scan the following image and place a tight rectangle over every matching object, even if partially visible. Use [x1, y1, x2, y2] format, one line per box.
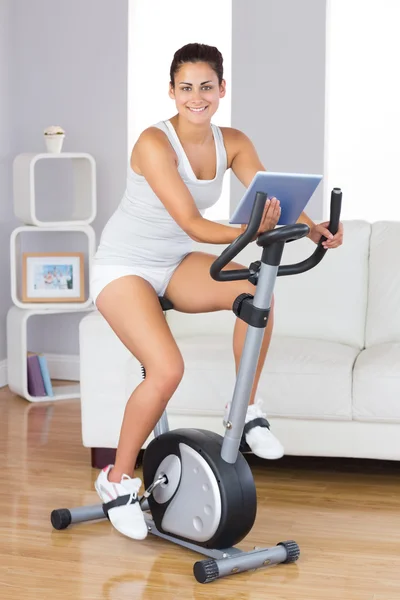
[79, 312, 142, 448]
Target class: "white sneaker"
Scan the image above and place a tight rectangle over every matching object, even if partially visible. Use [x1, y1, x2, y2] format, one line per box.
[95, 465, 148, 540]
[224, 398, 284, 460]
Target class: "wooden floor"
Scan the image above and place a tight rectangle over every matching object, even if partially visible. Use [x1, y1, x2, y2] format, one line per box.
[1, 386, 400, 600]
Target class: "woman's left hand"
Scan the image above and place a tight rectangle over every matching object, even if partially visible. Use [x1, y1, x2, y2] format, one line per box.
[309, 221, 344, 249]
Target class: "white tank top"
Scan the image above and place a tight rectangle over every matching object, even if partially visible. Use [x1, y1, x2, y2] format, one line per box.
[93, 120, 227, 267]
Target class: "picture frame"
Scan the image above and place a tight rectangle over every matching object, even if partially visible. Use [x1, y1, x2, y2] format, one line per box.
[22, 252, 85, 303]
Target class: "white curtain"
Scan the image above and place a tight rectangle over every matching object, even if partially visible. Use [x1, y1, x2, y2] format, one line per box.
[128, 0, 232, 220]
[324, 0, 400, 222]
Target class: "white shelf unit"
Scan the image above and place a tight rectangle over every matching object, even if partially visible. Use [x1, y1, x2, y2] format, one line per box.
[13, 152, 96, 226]
[7, 306, 94, 402]
[10, 224, 96, 310]
[8, 150, 97, 402]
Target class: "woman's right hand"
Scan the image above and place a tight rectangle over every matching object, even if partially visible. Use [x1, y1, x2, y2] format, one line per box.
[241, 197, 281, 238]
[258, 197, 281, 234]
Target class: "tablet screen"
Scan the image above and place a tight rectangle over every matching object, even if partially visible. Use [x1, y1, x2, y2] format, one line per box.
[229, 171, 322, 225]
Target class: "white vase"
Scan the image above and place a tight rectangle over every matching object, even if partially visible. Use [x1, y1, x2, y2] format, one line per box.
[44, 134, 65, 153]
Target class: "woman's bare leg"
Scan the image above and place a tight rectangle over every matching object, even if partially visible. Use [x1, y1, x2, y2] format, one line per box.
[165, 252, 274, 404]
[95, 275, 184, 482]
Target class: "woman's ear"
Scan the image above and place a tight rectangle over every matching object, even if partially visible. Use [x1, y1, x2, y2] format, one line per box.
[168, 82, 175, 99]
[219, 79, 227, 98]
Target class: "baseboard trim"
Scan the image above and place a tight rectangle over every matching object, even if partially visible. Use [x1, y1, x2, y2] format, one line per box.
[46, 353, 80, 381]
[0, 359, 7, 388]
[0, 354, 80, 388]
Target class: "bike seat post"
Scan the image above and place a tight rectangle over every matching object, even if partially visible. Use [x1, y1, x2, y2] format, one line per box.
[153, 411, 170, 437]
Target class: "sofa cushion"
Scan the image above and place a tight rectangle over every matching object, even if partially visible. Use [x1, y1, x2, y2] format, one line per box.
[167, 333, 358, 421]
[353, 343, 400, 423]
[365, 221, 400, 346]
[166, 220, 370, 349]
[258, 336, 358, 420]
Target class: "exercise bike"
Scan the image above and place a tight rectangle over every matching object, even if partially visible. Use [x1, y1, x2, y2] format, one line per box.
[51, 188, 342, 584]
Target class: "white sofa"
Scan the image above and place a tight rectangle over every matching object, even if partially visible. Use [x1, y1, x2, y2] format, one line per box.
[80, 220, 400, 465]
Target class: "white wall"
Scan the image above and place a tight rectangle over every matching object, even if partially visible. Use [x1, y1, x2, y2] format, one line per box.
[128, 0, 232, 220]
[324, 0, 400, 221]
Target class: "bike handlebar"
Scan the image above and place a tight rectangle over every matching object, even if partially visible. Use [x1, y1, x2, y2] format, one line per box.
[278, 187, 342, 276]
[209, 191, 267, 282]
[210, 188, 342, 282]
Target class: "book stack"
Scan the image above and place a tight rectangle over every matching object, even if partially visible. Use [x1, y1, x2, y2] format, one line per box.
[27, 353, 54, 397]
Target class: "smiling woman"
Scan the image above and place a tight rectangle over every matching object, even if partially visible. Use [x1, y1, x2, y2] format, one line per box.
[89, 36, 344, 541]
[89, 40, 285, 539]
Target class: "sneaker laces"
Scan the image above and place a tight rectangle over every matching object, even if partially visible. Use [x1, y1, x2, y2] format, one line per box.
[120, 474, 141, 505]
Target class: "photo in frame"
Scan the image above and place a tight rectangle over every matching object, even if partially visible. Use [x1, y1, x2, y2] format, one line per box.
[22, 252, 85, 302]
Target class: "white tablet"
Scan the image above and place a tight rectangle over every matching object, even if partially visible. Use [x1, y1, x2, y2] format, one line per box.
[229, 171, 323, 225]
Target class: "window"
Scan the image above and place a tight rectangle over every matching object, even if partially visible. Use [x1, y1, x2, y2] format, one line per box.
[128, 0, 232, 220]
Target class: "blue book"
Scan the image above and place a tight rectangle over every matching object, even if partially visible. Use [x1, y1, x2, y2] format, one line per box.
[38, 355, 54, 397]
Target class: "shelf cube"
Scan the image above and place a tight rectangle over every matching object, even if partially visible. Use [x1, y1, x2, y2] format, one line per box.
[10, 224, 96, 310]
[7, 306, 94, 402]
[13, 152, 96, 226]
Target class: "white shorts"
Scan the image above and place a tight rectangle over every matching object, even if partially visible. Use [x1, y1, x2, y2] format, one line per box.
[90, 260, 187, 307]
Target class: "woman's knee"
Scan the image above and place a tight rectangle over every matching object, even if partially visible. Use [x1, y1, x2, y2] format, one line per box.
[145, 352, 185, 398]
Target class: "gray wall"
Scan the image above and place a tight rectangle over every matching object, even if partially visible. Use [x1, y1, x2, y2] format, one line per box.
[1, 0, 129, 360]
[1, 0, 327, 363]
[0, 0, 15, 362]
[231, 0, 327, 219]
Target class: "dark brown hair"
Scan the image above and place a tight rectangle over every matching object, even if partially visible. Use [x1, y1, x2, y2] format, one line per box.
[170, 43, 224, 87]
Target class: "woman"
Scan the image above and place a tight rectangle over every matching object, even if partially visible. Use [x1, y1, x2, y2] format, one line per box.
[91, 42, 344, 540]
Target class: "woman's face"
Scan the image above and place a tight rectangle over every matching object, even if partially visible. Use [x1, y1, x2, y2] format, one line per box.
[169, 61, 226, 124]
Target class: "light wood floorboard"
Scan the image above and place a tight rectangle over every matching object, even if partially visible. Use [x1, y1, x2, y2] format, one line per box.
[1, 385, 400, 599]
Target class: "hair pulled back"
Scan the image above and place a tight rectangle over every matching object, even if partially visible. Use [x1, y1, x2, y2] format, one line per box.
[170, 43, 224, 86]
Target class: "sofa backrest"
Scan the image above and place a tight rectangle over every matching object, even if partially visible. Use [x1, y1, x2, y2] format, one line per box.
[166, 220, 371, 349]
[273, 220, 370, 348]
[365, 221, 400, 346]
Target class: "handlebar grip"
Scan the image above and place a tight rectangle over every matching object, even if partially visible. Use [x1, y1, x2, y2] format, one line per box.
[210, 191, 267, 282]
[278, 187, 342, 277]
[326, 187, 342, 237]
